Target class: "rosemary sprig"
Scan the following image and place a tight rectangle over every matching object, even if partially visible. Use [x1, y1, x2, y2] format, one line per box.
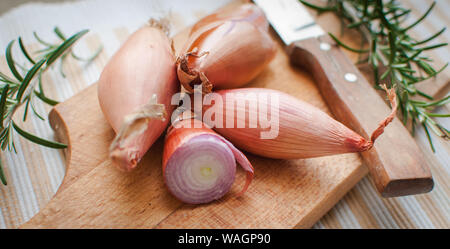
[300, 0, 449, 152]
[0, 27, 102, 185]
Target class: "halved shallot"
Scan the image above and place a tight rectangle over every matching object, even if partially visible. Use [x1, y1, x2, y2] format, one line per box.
[98, 21, 179, 171]
[199, 87, 397, 159]
[177, 3, 276, 93]
[163, 118, 254, 204]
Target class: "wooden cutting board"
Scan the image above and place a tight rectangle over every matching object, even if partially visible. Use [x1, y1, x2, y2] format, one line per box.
[21, 1, 447, 228]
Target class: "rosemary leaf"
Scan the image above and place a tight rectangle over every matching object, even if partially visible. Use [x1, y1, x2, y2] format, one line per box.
[71, 44, 103, 62]
[12, 121, 67, 149]
[0, 85, 9, 129]
[413, 27, 446, 46]
[418, 43, 448, 51]
[18, 37, 36, 65]
[5, 41, 24, 82]
[46, 29, 89, 67]
[298, 0, 336, 12]
[15, 59, 46, 102]
[23, 97, 31, 121]
[30, 98, 45, 121]
[0, 71, 18, 84]
[402, 1, 436, 32]
[54, 27, 67, 40]
[0, 159, 7, 185]
[33, 31, 54, 47]
[426, 113, 450, 118]
[34, 91, 59, 106]
[416, 90, 433, 100]
[328, 32, 369, 53]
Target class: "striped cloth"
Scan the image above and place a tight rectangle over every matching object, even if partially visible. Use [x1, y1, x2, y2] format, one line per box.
[0, 0, 448, 229]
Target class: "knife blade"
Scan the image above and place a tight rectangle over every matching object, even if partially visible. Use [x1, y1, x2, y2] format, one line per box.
[254, 0, 433, 197]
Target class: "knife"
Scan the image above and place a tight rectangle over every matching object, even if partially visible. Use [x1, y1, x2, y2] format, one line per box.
[253, 0, 434, 197]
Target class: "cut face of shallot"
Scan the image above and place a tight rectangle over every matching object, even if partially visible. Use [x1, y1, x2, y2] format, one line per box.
[164, 134, 236, 204]
[163, 119, 254, 204]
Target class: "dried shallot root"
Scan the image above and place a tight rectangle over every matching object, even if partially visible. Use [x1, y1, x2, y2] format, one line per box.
[98, 20, 179, 171]
[163, 118, 254, 204]
[176, 3, 277, 93]
[201, 86, 397, 159]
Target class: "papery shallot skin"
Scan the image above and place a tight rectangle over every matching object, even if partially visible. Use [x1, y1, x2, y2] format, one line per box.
[177, 3, 276, 93]
[188, 3, 269, 37]
[201, 88, 390, 159]
[98, 22, 179, 171]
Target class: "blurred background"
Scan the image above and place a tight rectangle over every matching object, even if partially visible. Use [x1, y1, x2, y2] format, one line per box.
[0, 0, 71, 15]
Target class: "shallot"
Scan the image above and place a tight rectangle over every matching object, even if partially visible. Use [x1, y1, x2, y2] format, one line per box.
[198, 87, 397, 159]
[177, 3, 276, 93]
[163, 118, 254, 204]
[98, 21, 178, 171]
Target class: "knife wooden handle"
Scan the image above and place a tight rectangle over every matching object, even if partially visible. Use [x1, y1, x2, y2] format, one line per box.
[287, 35, 434, 197]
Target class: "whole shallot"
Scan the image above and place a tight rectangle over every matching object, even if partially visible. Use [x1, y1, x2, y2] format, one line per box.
[198, 87, 397, 159]
[98, 21, 179, 171]
[177, 3, 277, 93]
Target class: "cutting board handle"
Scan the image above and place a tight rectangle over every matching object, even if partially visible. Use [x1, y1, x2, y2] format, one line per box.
[287, 35, 434, 197]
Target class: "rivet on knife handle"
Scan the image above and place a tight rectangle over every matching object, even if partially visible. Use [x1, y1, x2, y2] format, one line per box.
[287, 36, 434, 197]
